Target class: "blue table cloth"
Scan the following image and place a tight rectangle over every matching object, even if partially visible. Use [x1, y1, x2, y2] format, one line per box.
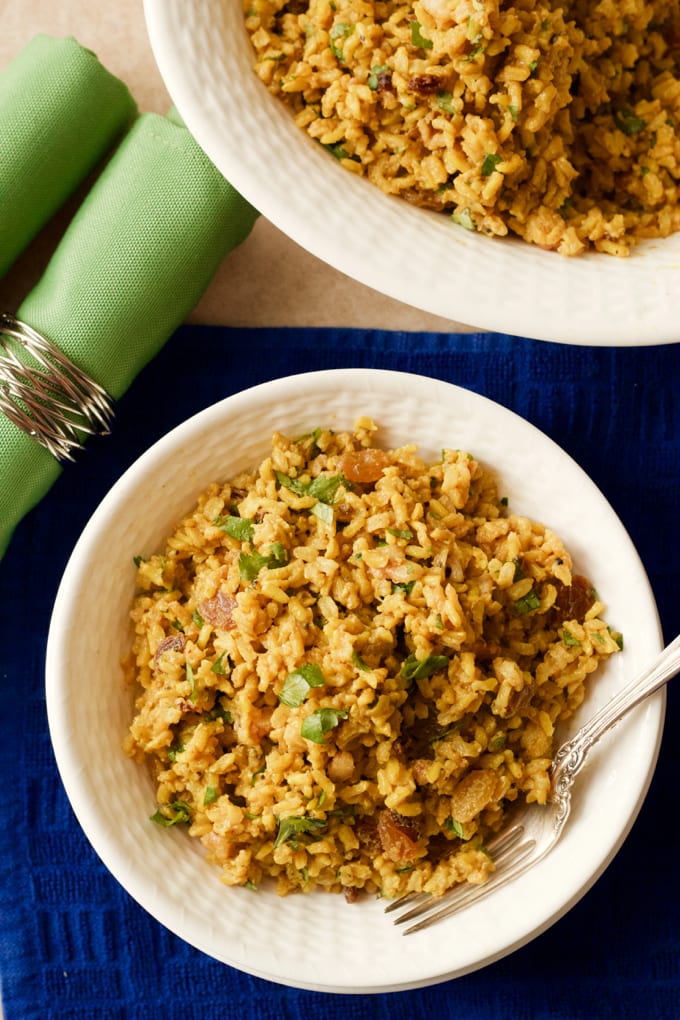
[1, 326, 678, 1020]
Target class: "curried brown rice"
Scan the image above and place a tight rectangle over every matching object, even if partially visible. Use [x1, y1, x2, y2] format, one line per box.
[123, 420, 620, 901]
[243, 0, 680, 256]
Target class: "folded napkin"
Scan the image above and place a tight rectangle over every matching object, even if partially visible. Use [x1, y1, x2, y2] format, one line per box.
[0, 34, 138, 277]
[0, 107, 258, 560]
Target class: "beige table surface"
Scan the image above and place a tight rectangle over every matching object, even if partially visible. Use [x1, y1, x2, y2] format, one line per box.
[0, 0, 472, 334]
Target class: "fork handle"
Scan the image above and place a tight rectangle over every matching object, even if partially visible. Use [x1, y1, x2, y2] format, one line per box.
[552, 632, 680, 792]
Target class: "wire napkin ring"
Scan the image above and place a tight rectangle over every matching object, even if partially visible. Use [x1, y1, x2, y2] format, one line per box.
[0, 313, 115, 463]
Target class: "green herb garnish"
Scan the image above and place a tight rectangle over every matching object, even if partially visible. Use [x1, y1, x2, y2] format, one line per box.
[311, 501, 334, 525]
[351, 650, 371, 673]
[186, 661, 197, 703]
[166, 740, 185, 762]
[308, 474, 343, 503]
[211, 652, 229, 675]
[368, 64, 390, 90]
[512, 557, 525, 581]
[329, 22, 354, 59]
[301, 707, 349, 743]
[410, 21, 433, 49]
[437, 91, 456, 114]
[387, 527, 414, 540]
[481, 153, 502, 176]
[276, 470, 344, 505]
[400, 653, 449, 682]
[238, 543, 289, 581]
[514, 589, 541, 614]
[615, 108, 646, 136]
[452, 207, 475, 231]
[150, 801, 191, 827]
[446, 818, 465, 838]
[275, 470, 308, 496]
[216, 515, 255, 543]
[279, 663, 326, 707]
[274, 815, 327, 848]
[203, 786, 219, 806]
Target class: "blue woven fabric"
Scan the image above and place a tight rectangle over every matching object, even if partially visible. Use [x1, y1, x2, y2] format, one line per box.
[1, 327, 678, 1020]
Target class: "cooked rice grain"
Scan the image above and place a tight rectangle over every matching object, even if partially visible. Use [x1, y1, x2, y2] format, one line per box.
[244, 0, 680, 255]
[124, 421, 620, 900]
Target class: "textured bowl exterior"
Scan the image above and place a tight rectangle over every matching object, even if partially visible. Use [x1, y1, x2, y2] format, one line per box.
[46, 370, 664, 992]
[143, 0, 680, 346]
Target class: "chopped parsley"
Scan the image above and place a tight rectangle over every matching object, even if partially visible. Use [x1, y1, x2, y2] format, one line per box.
[445, 817, 465, 838]
[452, 207, 475, 231]
[275, 470, 308, 496]
[186, 661, 197, 703]
[329, 22, 354, 59]
[211, 652, 229, 675]
[410, 21, 433, 49]
[311, 500, 334, 525]
[368, 64, 390, 90]
[401, 653, 449, 682]
[216, 515, 255, 543]
[274, 815, 327, 849]
[387, 527, 414, 540]
[166, 740, 184, 762]
[351, 650, 371, 672]
[481, 153, 502, 176]
[150, 801, 191, 827]
[464, 40, 485, 62]
[203, 785, 219, 806]
[301, 707, 349, 743]
[323, 142, 356, 161]
[514, 589, 541, 615]
[615, 108, 646, 136]
[437, 91, 456, 114]
[279, 663, 326, 707]
[238, 542, 289, 581]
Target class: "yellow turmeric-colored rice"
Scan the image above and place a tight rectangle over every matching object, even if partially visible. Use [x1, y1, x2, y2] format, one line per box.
[244, 0, 680, 255]
[123, 419, 620, 901]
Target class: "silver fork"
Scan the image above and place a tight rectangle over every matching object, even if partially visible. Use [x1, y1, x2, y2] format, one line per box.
[386, 632, 680, 934]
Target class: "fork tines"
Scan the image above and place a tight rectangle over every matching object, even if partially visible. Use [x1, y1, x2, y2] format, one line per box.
[386, 822, 534, 935]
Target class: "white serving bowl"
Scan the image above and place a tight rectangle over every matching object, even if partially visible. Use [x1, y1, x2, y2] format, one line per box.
[46, 369, 664, 992]
[143, 0, 680, 347]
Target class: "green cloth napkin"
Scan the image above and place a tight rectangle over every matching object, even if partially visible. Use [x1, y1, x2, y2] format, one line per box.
[0, 34, 138, 278]
[0, 109, 259, 560]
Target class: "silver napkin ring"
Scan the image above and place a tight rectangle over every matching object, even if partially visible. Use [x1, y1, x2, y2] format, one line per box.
[0, 312, 115, 463]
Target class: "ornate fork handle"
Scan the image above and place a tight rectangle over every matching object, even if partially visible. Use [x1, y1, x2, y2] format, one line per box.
[552, 633, 680, 807]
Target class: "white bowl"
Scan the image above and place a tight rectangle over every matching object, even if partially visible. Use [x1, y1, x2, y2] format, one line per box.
[46, 369, 664, 992]
[143, 0, 680, 347]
